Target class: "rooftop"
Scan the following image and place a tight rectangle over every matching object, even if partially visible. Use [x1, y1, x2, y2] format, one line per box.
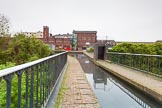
[54, 33, 72, 38]
[73, 30, 97, 34]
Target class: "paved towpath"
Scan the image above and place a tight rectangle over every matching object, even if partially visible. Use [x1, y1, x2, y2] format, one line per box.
[60, 55, 101, 108]
[84, 51, 162, 103]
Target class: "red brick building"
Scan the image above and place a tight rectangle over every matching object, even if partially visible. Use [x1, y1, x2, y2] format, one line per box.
[54, 33, 72, 50]
[73, 30, 97, 50]
[39, 26, 72, 50]
[23, 26, 98, 51]
[39, 26, 55, 50]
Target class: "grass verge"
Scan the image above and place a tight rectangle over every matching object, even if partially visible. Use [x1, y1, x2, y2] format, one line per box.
[54, 66, 68, 108]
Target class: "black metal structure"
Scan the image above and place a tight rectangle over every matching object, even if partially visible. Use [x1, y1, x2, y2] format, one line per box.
[0, 52, 67, 108]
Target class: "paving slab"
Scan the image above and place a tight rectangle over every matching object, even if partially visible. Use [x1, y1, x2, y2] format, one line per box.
[60, 56, 101, 108]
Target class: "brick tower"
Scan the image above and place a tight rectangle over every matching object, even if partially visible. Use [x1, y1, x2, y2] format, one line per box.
[43, 26, 49, 39]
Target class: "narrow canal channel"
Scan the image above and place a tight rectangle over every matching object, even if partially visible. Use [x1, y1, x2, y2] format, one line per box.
[72, 54, 162, 108]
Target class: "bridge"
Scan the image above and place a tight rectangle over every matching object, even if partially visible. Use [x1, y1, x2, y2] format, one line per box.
[0, 51, 162, 108]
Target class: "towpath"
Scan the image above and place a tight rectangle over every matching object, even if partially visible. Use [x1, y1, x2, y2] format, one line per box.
[60, 55, 101, 108]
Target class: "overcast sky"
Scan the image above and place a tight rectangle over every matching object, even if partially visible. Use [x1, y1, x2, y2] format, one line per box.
[0, 0, 162, 41]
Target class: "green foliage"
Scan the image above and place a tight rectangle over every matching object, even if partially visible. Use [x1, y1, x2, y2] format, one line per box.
[28, 55, 39, 62]
[0, 33, 51, 64]
[0, 62, 15, 70]
[0, 64, 50, 107]
[154, 42, 162, 55]
[108, 42, 162, 76]
[0, 33, 52, 107]
[86, 47, 94, 52]
[0, 62, 16, 107]
[0, 37, 11, 51]
[0, 14, 10, 53]
[55, 70, 68, 108]
[109, 42, 162, 55]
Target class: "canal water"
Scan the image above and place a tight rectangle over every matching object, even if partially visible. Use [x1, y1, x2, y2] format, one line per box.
[73, 54, 162, 108]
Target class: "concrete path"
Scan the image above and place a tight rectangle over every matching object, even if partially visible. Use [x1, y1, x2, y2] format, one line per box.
[60, 56, 100, 108]
[84, 52, 162, 103]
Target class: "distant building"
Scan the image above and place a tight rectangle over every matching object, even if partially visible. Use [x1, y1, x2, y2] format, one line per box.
[73, 30, 97, 51]
[40, 26, 55, 50]
[21, 26, 55, 50]
[22, 31, 43, 38]
[43, 26, 49, 39]
[116, 41, 154, 45]
[54, 33, 72, 50]
[97, 40, 116, 47]
[156, 40, 162, 43]
[21, 26, 73, 50]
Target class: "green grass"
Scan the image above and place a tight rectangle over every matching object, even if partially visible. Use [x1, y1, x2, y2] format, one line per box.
[54, 67, 68, 108]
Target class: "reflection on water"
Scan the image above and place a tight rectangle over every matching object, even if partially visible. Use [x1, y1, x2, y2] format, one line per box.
[73, 54, 162, 108]
[93, 68, 108, 91]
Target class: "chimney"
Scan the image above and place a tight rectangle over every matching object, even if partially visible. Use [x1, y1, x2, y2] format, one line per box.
[43, 26, 49, 39]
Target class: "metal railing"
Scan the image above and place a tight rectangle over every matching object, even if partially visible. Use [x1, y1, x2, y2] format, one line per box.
[107, 52, 162, 77]
[0, 52, 67, 108]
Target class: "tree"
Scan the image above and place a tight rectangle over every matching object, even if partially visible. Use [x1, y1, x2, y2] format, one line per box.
[0, 14, 10, 51]
[0, 14, 10, 37]
[0, 34, 51, 64]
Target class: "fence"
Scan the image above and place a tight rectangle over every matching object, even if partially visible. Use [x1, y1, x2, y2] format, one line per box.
[107, 52, 162, 77]
[0, 52, 67, 108]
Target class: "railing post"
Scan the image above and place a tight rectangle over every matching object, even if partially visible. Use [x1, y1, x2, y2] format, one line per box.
[16, 70, 23, 108]
[47, 60, 50, 97]
[45, 61, 48, 101]
[30, 67, 34, 108]
[25, 68, 29, 108]
[4, 74, 14, 108]
[40, 63, 42, 107]
[157, 57, 160, 75]
[36, 65, 39, 108]
[42, 62, 45, 106]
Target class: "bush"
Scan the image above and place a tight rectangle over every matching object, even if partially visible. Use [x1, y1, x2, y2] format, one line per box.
[0, 34, 51, 64]
[86, 47, 94, 52]
[0, 62, 15, 70]
[109, 42, 162, 55]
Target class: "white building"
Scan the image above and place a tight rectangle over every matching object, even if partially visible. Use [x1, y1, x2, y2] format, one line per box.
[22, 31, 43, 38]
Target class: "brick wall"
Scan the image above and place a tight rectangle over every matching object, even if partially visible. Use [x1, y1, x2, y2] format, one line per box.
[43, 26, 49, 39]
[73, 31, 97, 50]
[54, 34, 72, 50]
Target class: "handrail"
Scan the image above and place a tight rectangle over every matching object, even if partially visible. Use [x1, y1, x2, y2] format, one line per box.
[107, 52, 162, 57]
[0, 51, 67, 77]
[107, 52, 162, 77]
